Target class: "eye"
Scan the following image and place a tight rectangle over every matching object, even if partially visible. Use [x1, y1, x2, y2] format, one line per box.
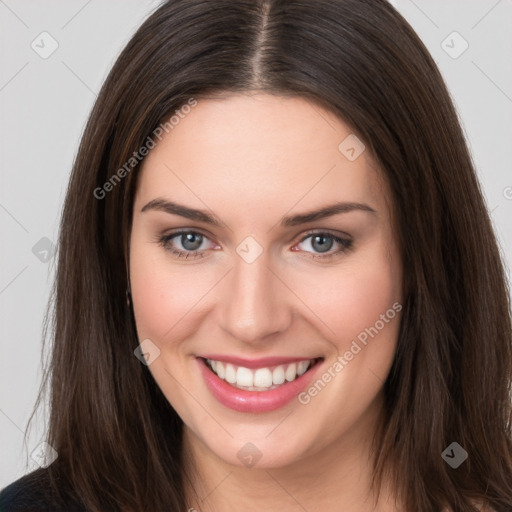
[293, 231, 353, 260]
[157, 230, 219, 259]
[156, 229, 352, 261]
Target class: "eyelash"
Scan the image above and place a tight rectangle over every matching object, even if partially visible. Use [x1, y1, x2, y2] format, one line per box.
[156, 229, 353, 262]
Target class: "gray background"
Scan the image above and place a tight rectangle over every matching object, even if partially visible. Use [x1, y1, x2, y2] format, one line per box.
[1, 0, 511, 488]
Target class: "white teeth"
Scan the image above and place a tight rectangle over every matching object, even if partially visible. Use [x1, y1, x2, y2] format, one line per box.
[225, 363, 236, 384]
[297, 361, 309, 376]
[254, 368, 273, 387]
[272, 366, 285, 385]
[215, 361, 225, 379]
[285, 363, 297, 382]
[206, 358, 316, 390]
[236, 367, 254, 387]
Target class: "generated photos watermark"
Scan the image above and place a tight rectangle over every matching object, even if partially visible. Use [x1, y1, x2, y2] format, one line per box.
[298, 301, 402, 405]
[441, 442, 468, 469]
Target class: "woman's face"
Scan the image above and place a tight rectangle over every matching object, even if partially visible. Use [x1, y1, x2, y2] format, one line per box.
[130, 93, 402, 469]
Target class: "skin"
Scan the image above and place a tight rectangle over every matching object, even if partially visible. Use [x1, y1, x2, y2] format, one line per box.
[129, 93, 403, 511]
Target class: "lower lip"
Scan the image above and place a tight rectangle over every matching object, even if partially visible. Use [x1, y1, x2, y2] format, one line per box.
[197, 357, 322, 413]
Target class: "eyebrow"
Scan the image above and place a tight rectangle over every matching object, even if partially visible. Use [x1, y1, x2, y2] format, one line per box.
[140, 198, 376, 227]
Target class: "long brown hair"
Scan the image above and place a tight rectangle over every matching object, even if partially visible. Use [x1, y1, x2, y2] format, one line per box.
[28, 0, 512, 510]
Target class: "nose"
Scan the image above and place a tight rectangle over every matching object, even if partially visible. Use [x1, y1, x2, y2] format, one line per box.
[217, 250, 292, 345]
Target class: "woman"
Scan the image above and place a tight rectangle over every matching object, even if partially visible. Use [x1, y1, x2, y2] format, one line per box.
[1, 0, 511, 510]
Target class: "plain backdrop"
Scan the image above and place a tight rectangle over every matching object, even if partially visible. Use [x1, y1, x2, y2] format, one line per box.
[1, 0, 511, 489]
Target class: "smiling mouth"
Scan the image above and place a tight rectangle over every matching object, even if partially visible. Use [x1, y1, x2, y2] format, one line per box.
[201, 357, 323, 392]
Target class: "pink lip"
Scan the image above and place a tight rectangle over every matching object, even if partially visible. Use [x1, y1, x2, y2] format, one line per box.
[197, 357, 323, 413]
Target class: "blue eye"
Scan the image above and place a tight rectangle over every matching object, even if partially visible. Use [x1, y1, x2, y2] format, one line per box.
[158, 231, 214, 259]
[157, 229, 352, 261]
[295, 232, 353, 259]
[176, 232, 204, 251]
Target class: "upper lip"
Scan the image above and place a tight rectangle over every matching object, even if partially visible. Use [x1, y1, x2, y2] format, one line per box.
[198, 355, 322, 369]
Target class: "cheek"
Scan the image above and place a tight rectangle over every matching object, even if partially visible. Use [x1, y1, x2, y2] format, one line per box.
[129, 237, 210, 343]
[129, 238, 210, 414]
[293, 242, 402, 353]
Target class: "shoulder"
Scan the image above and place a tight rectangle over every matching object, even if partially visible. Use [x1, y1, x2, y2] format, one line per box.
[0, 467, 86, 512]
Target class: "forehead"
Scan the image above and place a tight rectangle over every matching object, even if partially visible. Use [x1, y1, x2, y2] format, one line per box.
[135, 93, 387, 222]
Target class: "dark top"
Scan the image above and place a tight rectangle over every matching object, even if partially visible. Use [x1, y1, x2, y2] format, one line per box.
[0, 468, 86, 512]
